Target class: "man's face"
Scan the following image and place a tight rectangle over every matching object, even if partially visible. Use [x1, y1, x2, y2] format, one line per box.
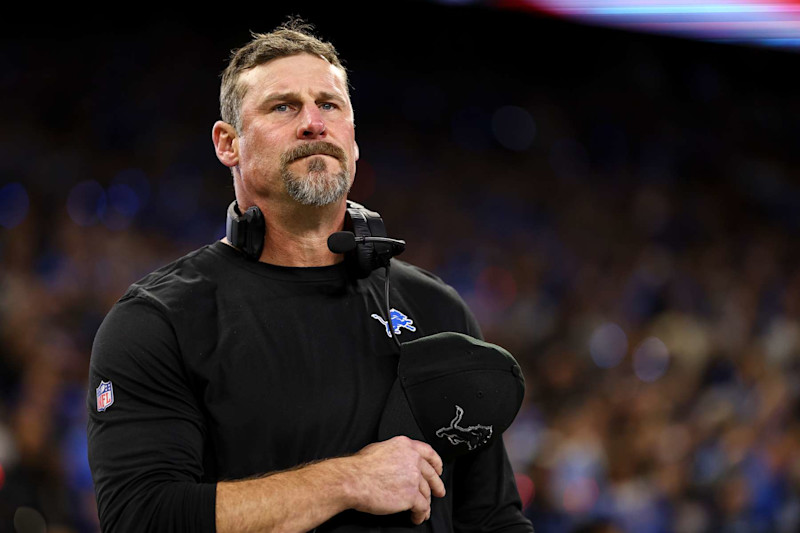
[234, 53, 358, 206]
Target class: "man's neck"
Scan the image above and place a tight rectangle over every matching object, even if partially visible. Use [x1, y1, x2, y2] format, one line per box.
[247, 199, 347, 267]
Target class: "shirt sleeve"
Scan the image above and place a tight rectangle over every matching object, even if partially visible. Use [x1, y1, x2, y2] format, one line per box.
[87, 295, 216, 532]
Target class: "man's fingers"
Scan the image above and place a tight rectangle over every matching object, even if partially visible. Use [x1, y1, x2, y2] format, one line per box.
[420, 458, 446, 498]
[418, 472, 431, 502]
[410, 491, 430, 525]
[409, 440, 443, 475]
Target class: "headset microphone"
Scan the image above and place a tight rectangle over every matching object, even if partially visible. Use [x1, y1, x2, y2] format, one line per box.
[327, 231, 406, 256]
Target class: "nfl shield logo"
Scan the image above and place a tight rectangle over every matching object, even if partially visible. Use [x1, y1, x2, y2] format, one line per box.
[96, 381, 114, 412]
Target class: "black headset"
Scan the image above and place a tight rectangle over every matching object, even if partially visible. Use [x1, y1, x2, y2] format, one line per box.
[225, 201, 266, 261]
[225, 199, 404, 279]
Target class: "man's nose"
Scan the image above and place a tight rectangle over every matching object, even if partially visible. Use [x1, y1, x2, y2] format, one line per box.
[297, 105, 326, 139]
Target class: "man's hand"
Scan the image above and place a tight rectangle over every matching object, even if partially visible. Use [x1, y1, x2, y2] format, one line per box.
[344, 436, 446, 525]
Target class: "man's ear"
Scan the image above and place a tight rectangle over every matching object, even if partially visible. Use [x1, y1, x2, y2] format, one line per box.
[354, 140, 359, 162]
[212, 121, 239, 168]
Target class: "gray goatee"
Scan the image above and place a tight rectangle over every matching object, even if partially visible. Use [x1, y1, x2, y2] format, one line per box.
[280, 141, 351, 207]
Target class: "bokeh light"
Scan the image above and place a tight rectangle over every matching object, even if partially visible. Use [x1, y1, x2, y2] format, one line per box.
[562, 477, 600, 514]
[515, 471, 536, 510]
[476, 265, 518, 312]
[589, 322, 628, 368]
[491, 105, 537, 151]
[111, 168, 151, 206]
[14, 507, 46, 533]
[633, 337, 670, 382]
[66, 181, 107, 227]
[103, 183, 141, 231]
[108, 184, 140, 218]
[0, 182, 30, 229]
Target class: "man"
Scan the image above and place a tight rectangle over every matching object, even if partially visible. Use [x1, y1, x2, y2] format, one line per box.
[87, 19, 533, 532]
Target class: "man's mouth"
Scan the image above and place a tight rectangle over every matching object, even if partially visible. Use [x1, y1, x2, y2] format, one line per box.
[282, 141, 346, 165]
[297, 153, 335, 160]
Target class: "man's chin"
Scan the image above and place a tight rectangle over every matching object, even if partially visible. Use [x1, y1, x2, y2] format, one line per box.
[290, 191, 348, 208]
[282, 170, 350, 207]
[286, 160, 332, 180]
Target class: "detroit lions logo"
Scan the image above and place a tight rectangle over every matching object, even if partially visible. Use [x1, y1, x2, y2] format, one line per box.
[435, 405, 493, 451]
[371, 308, 417, 338]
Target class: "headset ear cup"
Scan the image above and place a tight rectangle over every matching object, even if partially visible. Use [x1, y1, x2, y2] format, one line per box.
[344, 200, 389, 278]
[344, 207, 375, 278]
[226, 201, 265, 260]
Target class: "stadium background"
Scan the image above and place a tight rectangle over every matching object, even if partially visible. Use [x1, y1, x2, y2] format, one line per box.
[1, 2, 800, 531]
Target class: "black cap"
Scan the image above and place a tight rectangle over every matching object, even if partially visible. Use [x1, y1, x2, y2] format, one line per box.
[378, 332, 525, 462]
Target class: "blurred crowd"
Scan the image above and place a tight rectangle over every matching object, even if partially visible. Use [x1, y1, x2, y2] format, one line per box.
[2, 9, 800, 533]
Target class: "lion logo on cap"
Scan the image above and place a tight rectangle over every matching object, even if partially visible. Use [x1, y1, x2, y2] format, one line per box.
[435, 405, 493, 451]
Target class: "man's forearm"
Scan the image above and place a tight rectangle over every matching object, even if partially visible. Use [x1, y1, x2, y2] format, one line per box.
[216, 456, 356, 533]
[215, 436, 445, 532]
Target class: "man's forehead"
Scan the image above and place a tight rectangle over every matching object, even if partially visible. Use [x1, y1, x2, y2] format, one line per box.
[239, 53, 349, 96]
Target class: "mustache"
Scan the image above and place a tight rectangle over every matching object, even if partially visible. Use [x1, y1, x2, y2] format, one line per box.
[281, 141, 347, 165]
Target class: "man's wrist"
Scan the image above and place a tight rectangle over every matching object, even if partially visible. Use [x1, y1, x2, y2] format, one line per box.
[316, 455, 361, 511]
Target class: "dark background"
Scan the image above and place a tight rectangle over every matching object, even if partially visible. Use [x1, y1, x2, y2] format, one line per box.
[2, 2, 800, 532]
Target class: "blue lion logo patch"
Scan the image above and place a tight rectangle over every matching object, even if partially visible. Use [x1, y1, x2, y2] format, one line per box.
[371, 308, 417, 338]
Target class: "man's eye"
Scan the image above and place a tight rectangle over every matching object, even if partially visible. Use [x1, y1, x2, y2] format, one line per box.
[320, 103, 336, 111]
[274, 104, 290, 112]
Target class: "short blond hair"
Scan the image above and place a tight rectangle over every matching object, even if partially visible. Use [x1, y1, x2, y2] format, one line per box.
[219, 18, 348, 132]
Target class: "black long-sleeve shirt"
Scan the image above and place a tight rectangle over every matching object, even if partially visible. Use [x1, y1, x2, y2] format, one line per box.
[87, 241, 533, 532]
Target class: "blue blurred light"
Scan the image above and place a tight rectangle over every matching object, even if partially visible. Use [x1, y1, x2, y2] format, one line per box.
[66, 180, 107, 227]
[108, 183, 140, 217]
[633, 337, 670, 382]
[62, 425, 94, 490]
[0, 182, 30, 229]
[491, 105, 537, 152]
[589, 322, 628, 368]
[756, 38, 800, 48]
[111, 168, 151, 206]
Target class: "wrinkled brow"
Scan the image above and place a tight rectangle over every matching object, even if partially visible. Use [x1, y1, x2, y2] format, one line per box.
[261, 90, 348, 105]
